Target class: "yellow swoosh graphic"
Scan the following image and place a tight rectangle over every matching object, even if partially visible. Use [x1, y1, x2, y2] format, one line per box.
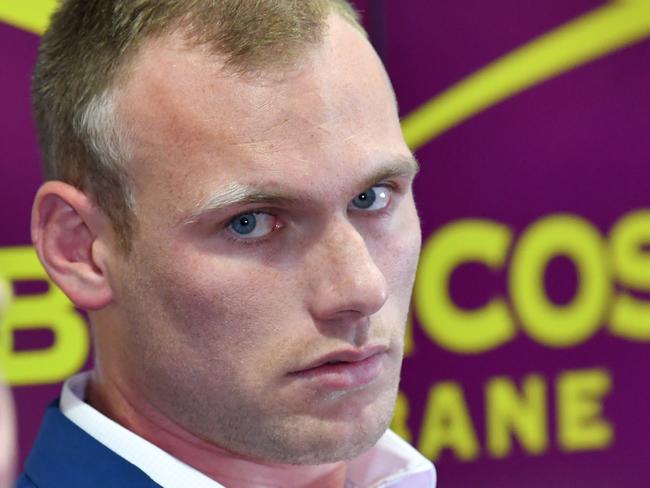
[0, 0, 58, 35]
[1, 1, 649, 152]
[401, 0, 650, 150]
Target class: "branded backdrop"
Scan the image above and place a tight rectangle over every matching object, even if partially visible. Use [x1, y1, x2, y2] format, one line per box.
[1, 1, 648, 487]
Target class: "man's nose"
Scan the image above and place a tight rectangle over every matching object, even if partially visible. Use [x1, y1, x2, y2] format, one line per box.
[307, 219, 388, 322]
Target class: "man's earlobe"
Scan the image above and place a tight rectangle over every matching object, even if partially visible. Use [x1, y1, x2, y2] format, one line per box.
[31, 181, 114, 310]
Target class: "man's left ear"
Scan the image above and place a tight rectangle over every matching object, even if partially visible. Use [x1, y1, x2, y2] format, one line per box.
[31, 181, 115, 310]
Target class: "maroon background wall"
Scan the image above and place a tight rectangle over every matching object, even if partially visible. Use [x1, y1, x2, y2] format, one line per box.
[1, 2, 649, 486]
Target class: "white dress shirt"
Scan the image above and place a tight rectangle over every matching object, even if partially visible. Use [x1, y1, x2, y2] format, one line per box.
[61, 372, 436, 488]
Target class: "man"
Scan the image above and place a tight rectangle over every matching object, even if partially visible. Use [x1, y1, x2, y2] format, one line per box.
[19, 0, 435, 486]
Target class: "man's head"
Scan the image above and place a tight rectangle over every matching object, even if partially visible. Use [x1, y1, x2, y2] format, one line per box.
[32, 0, 421, 465]
[32, 0, 361, 253]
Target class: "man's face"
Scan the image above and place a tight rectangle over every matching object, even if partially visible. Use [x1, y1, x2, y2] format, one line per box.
[106, 14, 421, 464]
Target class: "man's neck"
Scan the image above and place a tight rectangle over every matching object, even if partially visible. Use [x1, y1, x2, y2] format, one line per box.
[86, 374, 348, 488]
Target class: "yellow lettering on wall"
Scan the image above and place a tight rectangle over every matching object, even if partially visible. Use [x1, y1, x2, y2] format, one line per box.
[609, 209, 650, 340]
[510, 215, 610, 347]
[486, 374, 548, 458]
[0, 0, 58, 35]
[557, 368, 613, 452]
[390, 391, 412, 443]
[0, 246, 89, 386]
[418, 382, 480, 461]
[414, 220, 515, 353]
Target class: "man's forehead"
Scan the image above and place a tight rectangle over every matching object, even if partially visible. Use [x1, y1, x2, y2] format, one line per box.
[119, 13, 381, 127]
[117, 14, 406, 225]
[119, 34, 327, 163]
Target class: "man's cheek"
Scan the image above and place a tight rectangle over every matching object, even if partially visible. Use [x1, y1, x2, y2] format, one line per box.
[147, 276, 242, 350]
[383, 233, 420, 294]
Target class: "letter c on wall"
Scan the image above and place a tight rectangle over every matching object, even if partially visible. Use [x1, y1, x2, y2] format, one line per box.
[414, 220, 515, 353]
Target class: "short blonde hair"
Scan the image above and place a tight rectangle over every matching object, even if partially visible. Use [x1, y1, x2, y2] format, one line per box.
[32, 0, 364, 251]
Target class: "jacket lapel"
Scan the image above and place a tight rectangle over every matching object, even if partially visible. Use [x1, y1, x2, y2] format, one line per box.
[24, 400, 162, 488]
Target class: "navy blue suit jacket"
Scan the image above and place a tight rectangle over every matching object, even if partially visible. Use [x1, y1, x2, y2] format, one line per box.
[16, 401, 162, 488]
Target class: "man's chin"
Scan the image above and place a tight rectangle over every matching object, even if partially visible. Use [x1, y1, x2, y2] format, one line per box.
[280, 421, 390, 466]
[264, 393, 396, 465]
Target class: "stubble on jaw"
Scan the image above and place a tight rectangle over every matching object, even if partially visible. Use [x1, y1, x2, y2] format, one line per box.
[194, 365, 404, 465]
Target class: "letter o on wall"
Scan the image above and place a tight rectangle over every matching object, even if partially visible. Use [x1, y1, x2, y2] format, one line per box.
[509, 215, 610, 347]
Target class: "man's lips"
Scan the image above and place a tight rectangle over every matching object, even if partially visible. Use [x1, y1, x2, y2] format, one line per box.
[288, 344, 389, 390]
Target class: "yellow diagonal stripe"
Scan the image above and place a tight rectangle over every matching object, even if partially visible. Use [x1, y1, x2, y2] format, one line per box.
[0, 0, 58, 35]
[401, 0, 650, 150]
[1, 0, 649, 152]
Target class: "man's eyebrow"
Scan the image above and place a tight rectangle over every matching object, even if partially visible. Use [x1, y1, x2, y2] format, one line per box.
[182, 155, 419, 225]
[361, 154, 420, 187]
[182, 183, 299, 225]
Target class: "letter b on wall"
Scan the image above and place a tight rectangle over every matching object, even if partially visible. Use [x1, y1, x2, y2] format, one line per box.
[0, 246, 89, 385]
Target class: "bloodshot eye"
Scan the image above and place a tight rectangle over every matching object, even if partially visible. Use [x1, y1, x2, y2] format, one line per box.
[228, 212, 278, 239]
[350, 186, 391, 211]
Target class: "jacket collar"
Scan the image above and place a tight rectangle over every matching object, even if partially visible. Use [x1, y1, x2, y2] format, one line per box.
[24, 400, 161, 488]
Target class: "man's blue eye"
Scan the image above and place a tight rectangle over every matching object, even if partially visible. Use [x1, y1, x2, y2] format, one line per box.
[350, 186, 391, 211]
[352, 188, 377, 209]
[227, 212, 278, 239]
[231, 214, 257, 235]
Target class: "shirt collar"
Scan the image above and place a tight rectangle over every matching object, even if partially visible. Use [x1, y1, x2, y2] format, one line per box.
[61, 372, 435, 488]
